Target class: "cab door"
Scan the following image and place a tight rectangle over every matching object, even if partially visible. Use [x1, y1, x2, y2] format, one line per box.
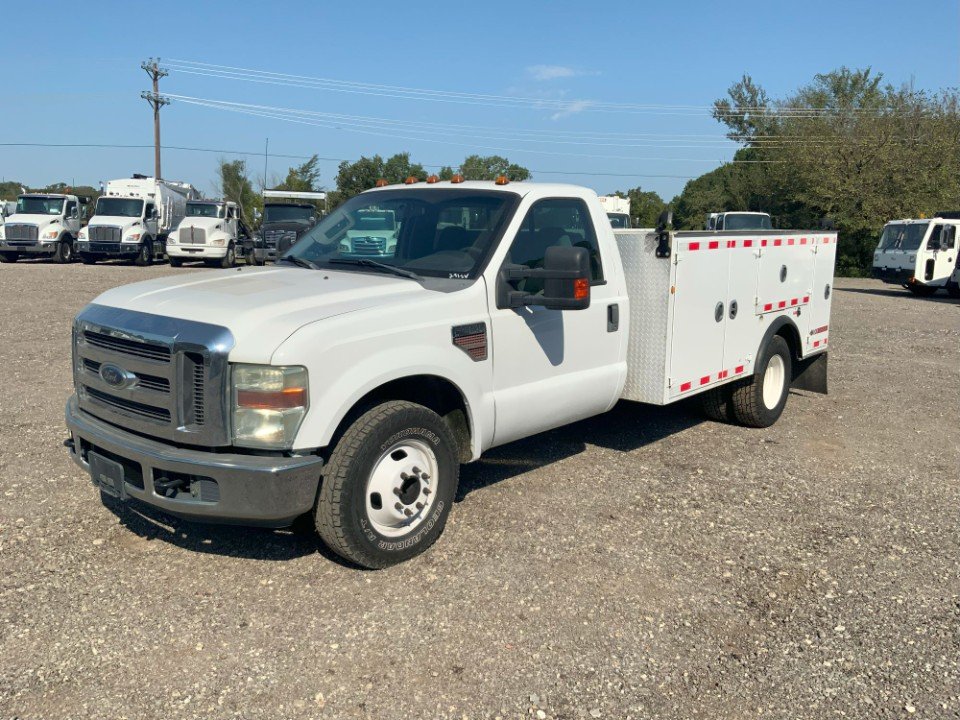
[928, 224, 957, 283]
[487, 197, 624, 447]
[64, 199, 79, 236]
[144, 202, 158, 238]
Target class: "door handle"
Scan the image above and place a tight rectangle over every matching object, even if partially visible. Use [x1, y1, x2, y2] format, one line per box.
[607, 303, 619, 332]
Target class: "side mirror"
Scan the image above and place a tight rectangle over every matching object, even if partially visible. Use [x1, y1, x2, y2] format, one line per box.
[497, 245, 591, 311]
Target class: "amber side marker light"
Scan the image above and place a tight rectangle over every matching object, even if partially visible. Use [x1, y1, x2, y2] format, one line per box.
[574, 278, 590, 300]
[404, 176, 419, 185]
[236, 387, 308, 410]
[495, 175, 510, 185]
[450, 174, 465, 184]
[374, 178, 388, 188]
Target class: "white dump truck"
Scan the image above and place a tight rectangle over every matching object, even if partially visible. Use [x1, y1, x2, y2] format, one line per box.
[64, 180, 836, 568]
[166, 199, 252, 267]
[872, 213, 960, 297]
[598, 195, 631, 229]
[76, 176, 197, 265]
[0, 192, 88, 263]
[706, 212, 773, 231]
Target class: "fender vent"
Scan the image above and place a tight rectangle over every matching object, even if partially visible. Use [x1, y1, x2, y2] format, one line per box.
[452, 323, 487, 362]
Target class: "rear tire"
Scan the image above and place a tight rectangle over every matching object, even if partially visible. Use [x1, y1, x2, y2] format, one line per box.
[168, 256, 183, 268]
[315, 400, 459, 569]
[134, 240, 153, 267]
[907, 284, 937, 297]
[0, 251, 19, 263]
[946, 281, 960, 299]
[53, 237, 73, 264]
[700, 384, 734, 422]
[730, 335, 792, 428]
[80, 253, 97, 265]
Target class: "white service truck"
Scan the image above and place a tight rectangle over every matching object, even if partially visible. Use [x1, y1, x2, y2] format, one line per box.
[0, 192, 88, 263]
[64, 180, 836, 568]
[166, 199, 252, 268]
[77, 176, 197, 265]
[872, 213, 960, 297]
[598, 195, 631, 229]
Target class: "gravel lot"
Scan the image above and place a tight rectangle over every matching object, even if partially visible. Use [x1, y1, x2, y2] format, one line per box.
[0, 260, 957, 720]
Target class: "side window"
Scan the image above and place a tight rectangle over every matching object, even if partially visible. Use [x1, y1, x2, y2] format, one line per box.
[943, 225, 956, 249]
[927, 225, 943, 249]
[145, 203, 155, 219]
[65, 200, 77, 219]
[226, 206, 235, 220]
[507, 198, 604, 284]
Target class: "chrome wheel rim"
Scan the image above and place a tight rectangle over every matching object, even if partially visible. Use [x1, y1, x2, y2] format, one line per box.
[365, 439, 438, 537]
[762, 354, 786, 410]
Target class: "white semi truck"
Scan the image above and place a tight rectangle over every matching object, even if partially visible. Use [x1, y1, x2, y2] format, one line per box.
[166, 199, 252, 268]
[76, 176, 197, 265]
[872, 213, 960, 297]
[598, 195, 631, 229]
[0, 192, 88, 263]
[64, 180, 836, 568]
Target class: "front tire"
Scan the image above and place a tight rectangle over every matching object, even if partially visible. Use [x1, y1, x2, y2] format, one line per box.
[219, 243, 236, 268]
[80, 253, 97, 265]
[134, 240, 153, 267]
[53, 237, 73, 264]
[907, 284, 937, 297]
[730, 335, 793, 428]
[946, 281, 960, 299]
[0, 251, 19, 263]
[168, 256, 183, 268]
[315, 400, 459, 568]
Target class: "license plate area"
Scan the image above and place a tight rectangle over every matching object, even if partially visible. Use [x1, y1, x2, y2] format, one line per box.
[88, 451, 127, 499]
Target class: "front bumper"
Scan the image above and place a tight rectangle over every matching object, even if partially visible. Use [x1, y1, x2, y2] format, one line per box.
[65, 395, 323, 527]
[0, 240, 57, 254]
[167, 245, 227, 258]
[77, 241, 139, 256]
[872, 266, 913, 285]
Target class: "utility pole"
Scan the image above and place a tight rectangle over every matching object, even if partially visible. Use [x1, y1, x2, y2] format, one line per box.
[140, 58, 169, 180]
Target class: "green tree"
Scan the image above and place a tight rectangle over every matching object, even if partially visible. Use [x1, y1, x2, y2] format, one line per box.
[613, 187, 668, 228]
[458, 155, 530, 181]
[327, 152, 427, 207]
[275, 154, 321, 192]
[217, 159, 261, 225]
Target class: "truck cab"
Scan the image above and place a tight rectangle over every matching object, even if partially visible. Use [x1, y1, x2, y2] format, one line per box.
[78, 195, 160, 265]
[872, 215, 960, 296]
[167, 199, 246, 268]
[706, 211, 773, 231]
[0, 193, 86, 263]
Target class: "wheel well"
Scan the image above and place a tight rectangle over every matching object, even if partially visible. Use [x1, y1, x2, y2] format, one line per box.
[329, 375, 472, 462]
[775, 321, 802, 362]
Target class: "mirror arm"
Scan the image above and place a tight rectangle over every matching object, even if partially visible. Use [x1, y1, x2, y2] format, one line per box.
[501, 266, 583, 281]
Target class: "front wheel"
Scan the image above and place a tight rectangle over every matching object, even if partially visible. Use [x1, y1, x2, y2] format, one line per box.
[946, 281, 960, 299]
[219, 243, 236, 268]
[168, 256, 183, 268]
[134, 240, 153, 267]
[0, 251, 19, 263]
[80, 253, 97, 265]
[730, 335, 793, 428]
[53, 238, 74, 264]
[315, 400, 460, 568]
[907, 284, 938, 297]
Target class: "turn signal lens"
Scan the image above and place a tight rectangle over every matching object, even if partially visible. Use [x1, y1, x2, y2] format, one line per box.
[236, 387, 307, 409]
[574, 278, 590, 300]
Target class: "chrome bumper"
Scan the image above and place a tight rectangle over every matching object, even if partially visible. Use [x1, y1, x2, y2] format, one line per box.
[65, 395, 323, 527]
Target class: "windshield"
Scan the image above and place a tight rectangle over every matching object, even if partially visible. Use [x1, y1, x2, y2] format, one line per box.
[186, 202, 223, 218]
[877, 222, 928, 251]
[16, 196, 64, 215]
[95, 197, 143, 217]
[723, 213, 772, 231]
[284, 189, 517, 279]
[264, 205, 315, 223]
[607, 213, 631, 229]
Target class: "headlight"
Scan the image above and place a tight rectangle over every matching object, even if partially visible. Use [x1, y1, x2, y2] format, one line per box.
[43, 229, 59, 239]
[127, 233, 141, 241]
[78, 229, 87, 239]
[231, 364, 308, 449]
[212, 237, 225, 246]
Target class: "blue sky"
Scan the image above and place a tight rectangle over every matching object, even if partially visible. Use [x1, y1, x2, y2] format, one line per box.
[1, 0, 957, 200]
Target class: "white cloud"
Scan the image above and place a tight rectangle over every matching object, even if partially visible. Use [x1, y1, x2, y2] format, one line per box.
[551, 99, 594, 120]
[527, 64, 581, 81]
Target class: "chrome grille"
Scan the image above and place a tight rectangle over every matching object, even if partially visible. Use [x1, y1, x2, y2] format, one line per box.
[179, 226, 206, 245]
[73, 305, 234, 447]
[5, 224, 38, 242]
[352, 236, 386, 255]
[89, 225, 122, 242]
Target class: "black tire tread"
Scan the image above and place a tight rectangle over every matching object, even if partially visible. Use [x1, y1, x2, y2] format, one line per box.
[730, 335, 792, 428]
[315, 400, 456, 569]
[700, 385, 732, 422]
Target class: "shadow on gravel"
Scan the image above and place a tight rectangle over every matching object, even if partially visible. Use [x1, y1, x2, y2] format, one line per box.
[837, 286, 959, 304]
[457, 400, 701, 502]
[100, 494, 355, 567]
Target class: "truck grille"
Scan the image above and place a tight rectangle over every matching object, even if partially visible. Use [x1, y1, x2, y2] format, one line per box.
[352, 236, 386, 255]
[89, 226, 122, 242]
[263, 229, 299, 253]
[179, 226, 206, 245]
[73, 305, 234, 447]
[5, 224, 38, 242]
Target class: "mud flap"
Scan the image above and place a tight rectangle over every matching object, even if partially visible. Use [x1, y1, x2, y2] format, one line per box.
[792, 352, 828, 395]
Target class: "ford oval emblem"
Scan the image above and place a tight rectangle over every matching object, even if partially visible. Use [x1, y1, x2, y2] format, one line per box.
[99, 363, 136, 389]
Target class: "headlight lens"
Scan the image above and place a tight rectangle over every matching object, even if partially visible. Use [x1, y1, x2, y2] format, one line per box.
[231, 364, 308, 449]
[43, 229, 59, 239]
[127, 233, 141, 241]
[78, 229, 87, 239]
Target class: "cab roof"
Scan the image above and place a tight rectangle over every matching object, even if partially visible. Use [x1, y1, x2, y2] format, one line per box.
[363, 180, 595, 198]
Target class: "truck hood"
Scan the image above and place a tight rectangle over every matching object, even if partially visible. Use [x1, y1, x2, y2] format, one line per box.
[177, 217, 224, 231]
[88, 266, 425, 363]
[88, 217, 141, 230]
[6, 214, 59, 227]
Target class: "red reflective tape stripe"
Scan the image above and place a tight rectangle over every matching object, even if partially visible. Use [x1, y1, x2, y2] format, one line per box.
[822, 237, 829, 244]
[708, 240, 719, 250]
[700, 375, 711, 386]
[778, 300, 786, 309]
[680, 381, 692, 392]
[813, 340, 820, 347]
[763, 303, 773, 311]
[823, 337, 828, 344]
[803, 295, 810, 303]
[743, 239, 753, 248]
[788, 238, 795, 245]
[727, 240, 736, 248]
[791, 298, 798, 306]
[800, 237, 807, 245]
[761, 239, 768, 247]
[774, 238, 782, 246]
[688, 242, 700, 251]
[735, 365, 744, 374]
[718, 370, 728, 380]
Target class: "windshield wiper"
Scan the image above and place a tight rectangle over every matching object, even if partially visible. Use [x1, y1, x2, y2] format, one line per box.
[328, 258, 422, 282]
[277, 255, 320, 270]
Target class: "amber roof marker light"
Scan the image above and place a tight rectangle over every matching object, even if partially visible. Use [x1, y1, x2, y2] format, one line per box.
[450, 174, 465, 184]
[374, 178, 388, 188]
[404, 176, 420, 185]
[426, 175, 439, 184]
[495, 175, 510, 186]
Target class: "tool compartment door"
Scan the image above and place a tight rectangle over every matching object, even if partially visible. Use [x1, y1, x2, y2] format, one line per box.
[668, 239, 728, 399]
[721, 237, 760, 376]
[805, 235, 837, 353]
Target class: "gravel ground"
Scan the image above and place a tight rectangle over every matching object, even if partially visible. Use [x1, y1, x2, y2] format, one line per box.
[0, 260, 958, 720]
